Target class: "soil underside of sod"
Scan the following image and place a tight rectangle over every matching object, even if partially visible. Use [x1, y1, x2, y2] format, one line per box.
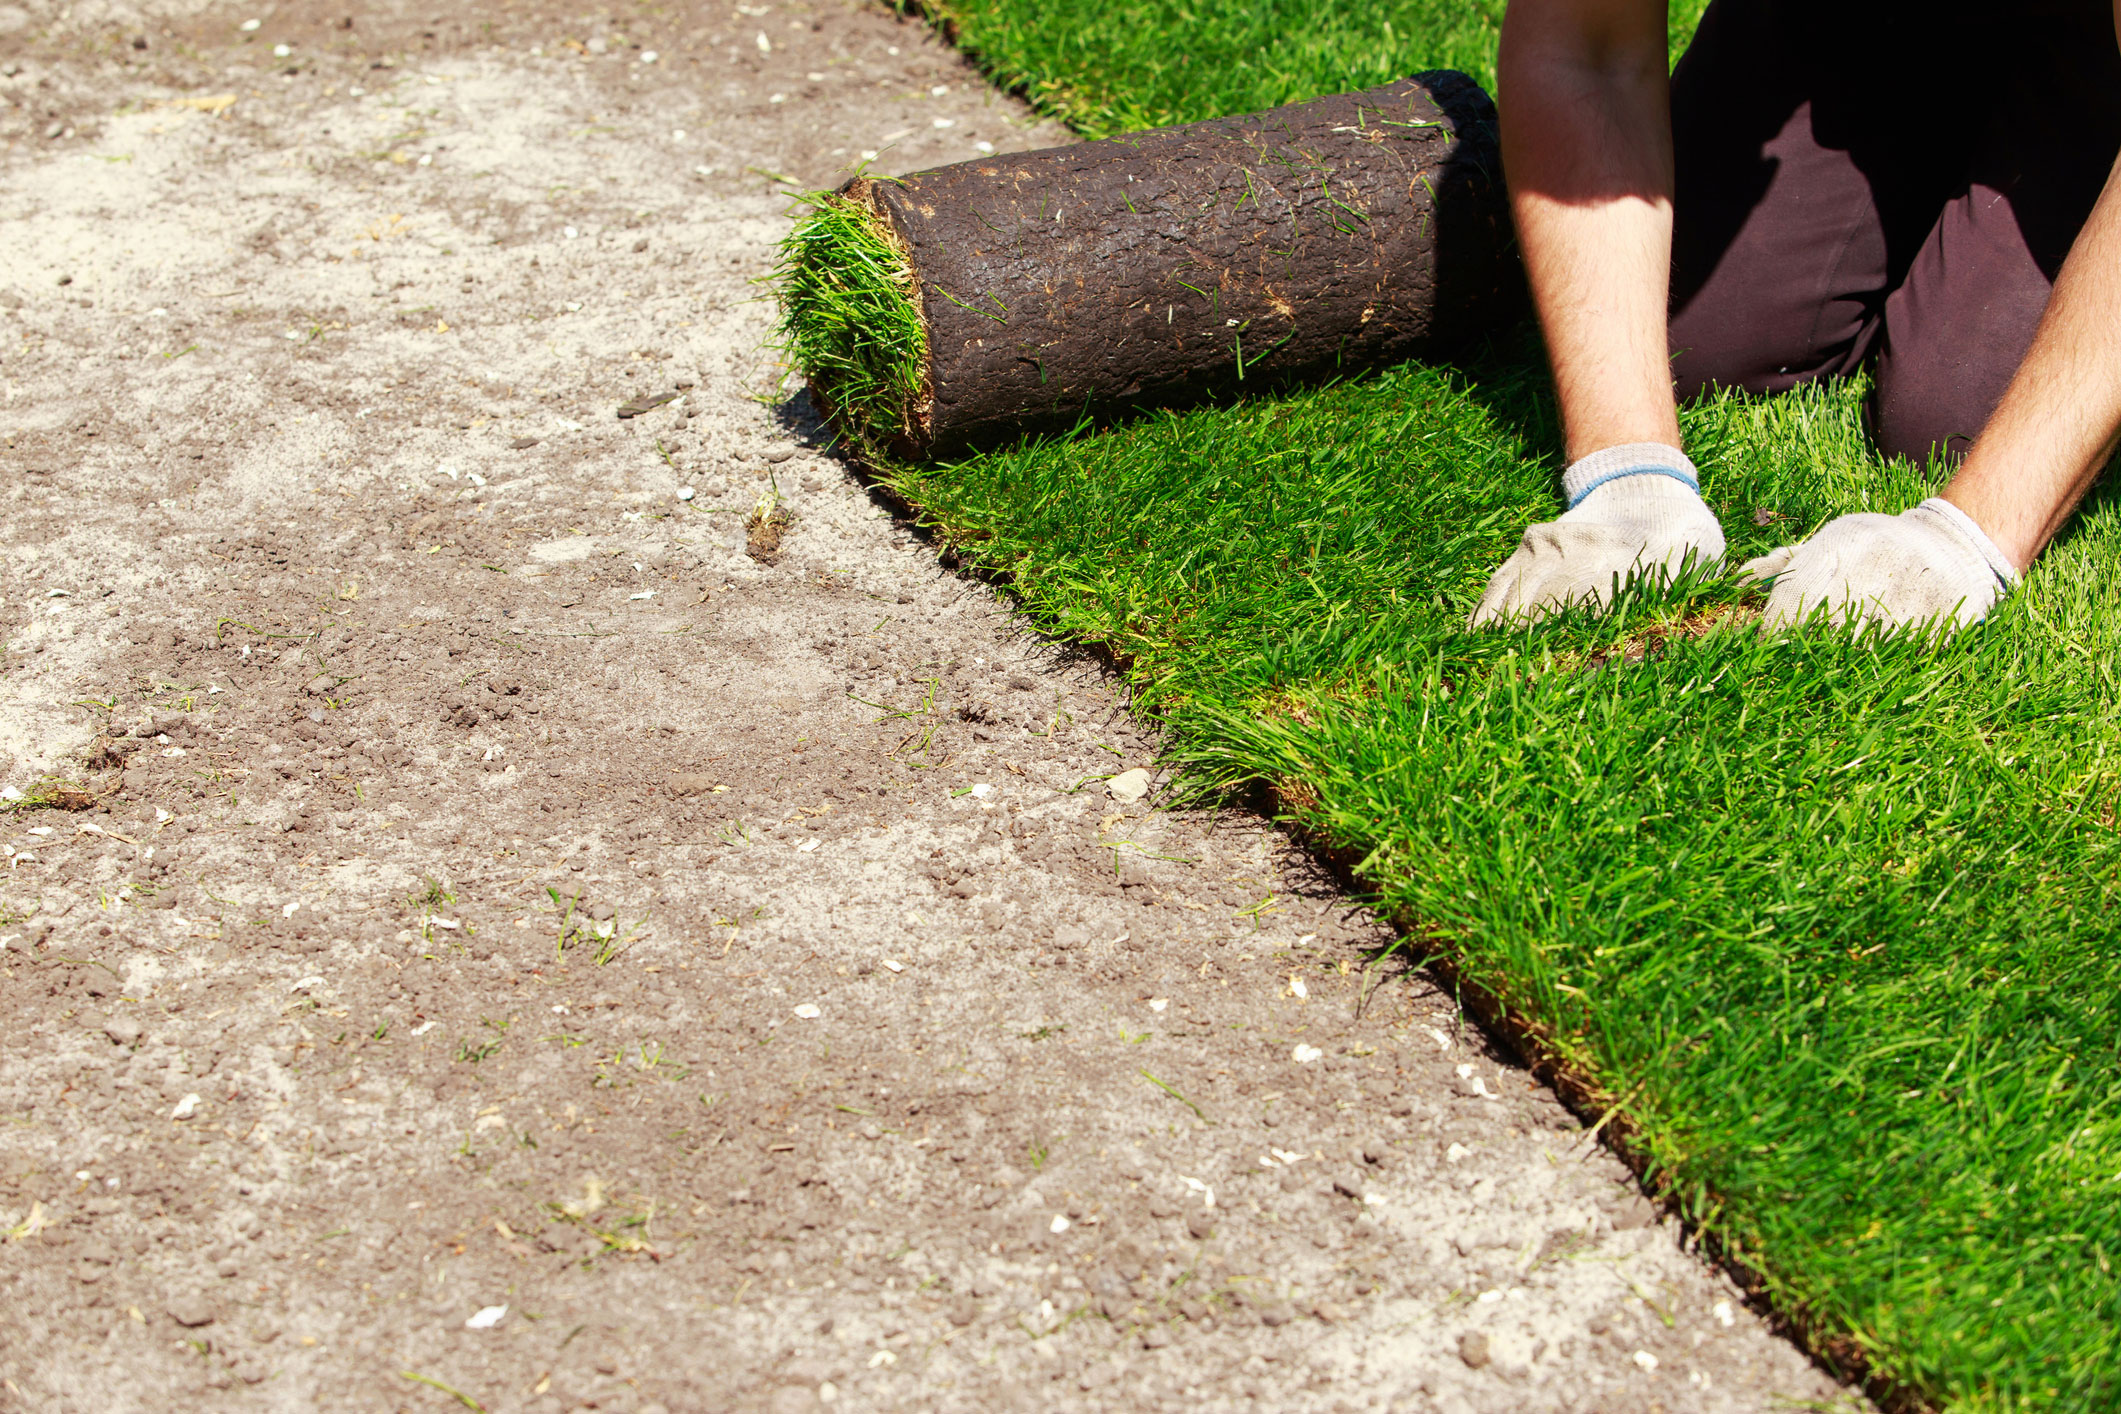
[816, 3, 2121, 1409]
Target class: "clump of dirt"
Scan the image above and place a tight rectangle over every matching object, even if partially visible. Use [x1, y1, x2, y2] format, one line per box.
[746, 502, 798, 563]
[5, 781, 99, 812]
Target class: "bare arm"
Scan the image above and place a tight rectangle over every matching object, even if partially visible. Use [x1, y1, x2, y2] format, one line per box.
[1943, 149, 2121, 570]
[1471, 0, 1716, 629]
[1498, 0, 1677, 463]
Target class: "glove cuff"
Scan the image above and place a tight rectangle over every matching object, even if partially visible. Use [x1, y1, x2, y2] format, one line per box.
[1563, 443, 1701, 509]
[1918, 497, 2021, 588]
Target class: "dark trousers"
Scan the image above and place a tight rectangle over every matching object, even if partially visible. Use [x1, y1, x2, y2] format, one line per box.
[1668, 0, 2121, 464]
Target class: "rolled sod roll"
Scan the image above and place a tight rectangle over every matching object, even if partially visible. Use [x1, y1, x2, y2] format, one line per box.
[775, 72, 1516, 461]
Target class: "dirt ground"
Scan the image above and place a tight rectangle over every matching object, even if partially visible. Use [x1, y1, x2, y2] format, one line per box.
[0, 2, 1870, 1410]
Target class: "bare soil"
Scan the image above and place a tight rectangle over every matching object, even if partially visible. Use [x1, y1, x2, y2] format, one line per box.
[0, 2, 1868, 1410]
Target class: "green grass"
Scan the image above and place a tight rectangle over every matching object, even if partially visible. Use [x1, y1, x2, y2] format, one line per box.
[916, 0, 1706, 136]
[772, 185, 929, 458]
[813, 3, 2121, 1407]
[896, 343, 2121, 1412]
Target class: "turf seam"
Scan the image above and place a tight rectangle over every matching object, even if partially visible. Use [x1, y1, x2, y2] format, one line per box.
[883, 455, 1941, 1411]
[873, 442, 1942, 1409]
[1261, 780, 1943, 1414]
[834, 418, 1928, 1402]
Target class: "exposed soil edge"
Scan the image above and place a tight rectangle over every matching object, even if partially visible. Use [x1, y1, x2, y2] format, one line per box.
[825, 423, 1936, 1414]
[1261, 799, 1938, 1414]
[864, 75, 1513, 459]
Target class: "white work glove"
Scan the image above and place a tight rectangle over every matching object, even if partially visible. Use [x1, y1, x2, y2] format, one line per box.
[1741, 497, 2018, 636]
[1470, 443, 1726, 628]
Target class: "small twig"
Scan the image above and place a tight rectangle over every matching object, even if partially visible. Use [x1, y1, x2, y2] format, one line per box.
[1138, 1069, 1209, 1123]
[51, 955, 121, 979]
[1354, 936, 1412, 1021]
[399, 1370, 485, 1411]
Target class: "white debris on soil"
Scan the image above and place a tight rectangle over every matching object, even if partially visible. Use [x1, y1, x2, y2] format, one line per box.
[1106, 766, 1152, 802]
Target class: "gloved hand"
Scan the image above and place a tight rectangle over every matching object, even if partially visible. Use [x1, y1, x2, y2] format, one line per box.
[1470, 443, 1726, 628]
[1741, 497, 2018, 636]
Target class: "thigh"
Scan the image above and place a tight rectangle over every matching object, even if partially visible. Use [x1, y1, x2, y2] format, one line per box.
[1667, 0, 1968, 398]
[1872, 14, 2121, 464]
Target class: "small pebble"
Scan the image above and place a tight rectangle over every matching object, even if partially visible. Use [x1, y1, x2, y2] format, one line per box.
[1459, 1330, 1491, 1369]
[1106, 767, 1150, 803]
[168, 1297, 216, 1328]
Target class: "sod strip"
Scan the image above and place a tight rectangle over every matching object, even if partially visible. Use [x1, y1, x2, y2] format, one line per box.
[854, 0, 2121, 1405]
[889, 355, 2121, 1410]
[779, 75, 1513, 459]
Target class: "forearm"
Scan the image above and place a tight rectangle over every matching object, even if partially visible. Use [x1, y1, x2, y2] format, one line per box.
[1944, 150, 2121, 571]
[1499, 0, 1678, 463]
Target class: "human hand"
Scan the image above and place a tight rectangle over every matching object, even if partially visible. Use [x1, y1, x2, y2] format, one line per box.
[1740, 497, 2019, 637]
[1470, 443, 1726, 628]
